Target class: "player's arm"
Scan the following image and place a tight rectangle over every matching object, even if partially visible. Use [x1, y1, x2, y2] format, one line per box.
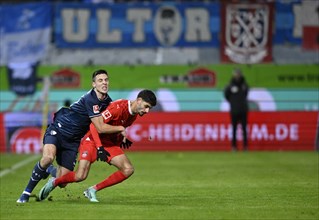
[89, 123, 103, 148]
[89, 123, 110, 161]
[85, 94, 124, 134]
[91, 108, 127, 138]
[91, 116, 125, 134]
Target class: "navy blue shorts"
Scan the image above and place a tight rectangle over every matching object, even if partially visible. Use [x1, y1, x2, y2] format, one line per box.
[43, 124, 80, 171]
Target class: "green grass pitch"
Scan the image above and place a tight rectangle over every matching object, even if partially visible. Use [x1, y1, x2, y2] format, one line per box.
[0, 151, 318, 220]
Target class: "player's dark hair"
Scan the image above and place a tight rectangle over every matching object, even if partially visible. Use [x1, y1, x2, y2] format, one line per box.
[138, 89, 157, 107]
[92, 69, 108, 82]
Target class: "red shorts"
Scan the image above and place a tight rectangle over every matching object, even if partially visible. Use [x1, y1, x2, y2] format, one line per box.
[78, 139, 124, 164]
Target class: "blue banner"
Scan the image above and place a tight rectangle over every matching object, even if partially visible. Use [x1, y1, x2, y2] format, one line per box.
[1, 1, 314, 51]
[0, 3, 52, 64]
[54, 2, 220, 48]
[273, 0, 302, 44]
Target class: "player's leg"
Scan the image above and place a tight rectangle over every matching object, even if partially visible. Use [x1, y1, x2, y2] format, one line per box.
[38, 160, 92, 201]
[231, 113, 238, 151]
[241, 112, 248, 151]
[109, 154, 134, 178]
[84, 147, 132, 202]
[46, 164, 57, 177]
[56, 139, 95, 186]
[17, 143, 56, 203]
[39, 140, 94, 201]
[50, 147, 79, 188]
[55, 159, 92, 186]
[85, 154, 133, 202]
[38, 153, 75, 201]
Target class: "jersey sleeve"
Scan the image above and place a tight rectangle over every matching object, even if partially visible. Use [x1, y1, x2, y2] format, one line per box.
[89, 123, 102, 148]
[85, 92, 102, 118]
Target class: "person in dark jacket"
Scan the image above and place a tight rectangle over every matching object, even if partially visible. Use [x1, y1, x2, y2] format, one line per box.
[224, 68, 249, 151]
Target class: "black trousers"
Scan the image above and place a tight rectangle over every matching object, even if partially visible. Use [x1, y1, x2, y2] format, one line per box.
[231, 112, 248, 149]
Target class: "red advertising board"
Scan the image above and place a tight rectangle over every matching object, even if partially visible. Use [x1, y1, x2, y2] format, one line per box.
[126, 112, 318, 151]
[187, 68, 216, 87]
[220, 2, 274, 64]
[2, 112, 43, 154]
[10, 127, 42, 154]
[0, 112, 317, 153]
[51, 68, 80, 88]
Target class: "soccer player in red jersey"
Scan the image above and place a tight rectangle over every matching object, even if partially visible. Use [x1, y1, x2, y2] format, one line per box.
[39, 89, 157, 202]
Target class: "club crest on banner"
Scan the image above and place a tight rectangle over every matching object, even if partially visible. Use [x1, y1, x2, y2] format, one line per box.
[221, 3, 273, 64]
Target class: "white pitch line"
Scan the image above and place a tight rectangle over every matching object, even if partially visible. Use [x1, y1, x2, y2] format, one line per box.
[0, 155, 39, 178]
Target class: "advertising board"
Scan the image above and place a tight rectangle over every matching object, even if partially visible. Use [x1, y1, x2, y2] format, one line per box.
[0, 111, 317, 153]
[125, 111, 318, 151]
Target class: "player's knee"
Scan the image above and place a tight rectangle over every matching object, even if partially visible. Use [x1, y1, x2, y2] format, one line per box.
[40, 156, 54, 168]
[75, 172, 87, 182]
[121, 166, 134, 177]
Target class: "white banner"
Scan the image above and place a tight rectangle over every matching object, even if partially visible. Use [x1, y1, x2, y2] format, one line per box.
[0, 3, 52, 65]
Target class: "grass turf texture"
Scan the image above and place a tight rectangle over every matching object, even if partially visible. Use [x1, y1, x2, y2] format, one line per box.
[0, 152, 318, 220]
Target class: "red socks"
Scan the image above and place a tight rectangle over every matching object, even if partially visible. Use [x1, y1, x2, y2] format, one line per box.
[54, 171, 76, 187]
[53, 170, 127, 191]
[94, 171, 127, 191]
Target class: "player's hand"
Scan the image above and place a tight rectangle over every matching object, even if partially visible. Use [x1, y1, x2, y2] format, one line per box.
[96, 147, 110, 161]
[120, 138, 133, 149]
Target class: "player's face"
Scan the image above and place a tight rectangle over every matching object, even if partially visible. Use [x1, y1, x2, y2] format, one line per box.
[93, 74, 109, 95]
[136, 99, 153, 116]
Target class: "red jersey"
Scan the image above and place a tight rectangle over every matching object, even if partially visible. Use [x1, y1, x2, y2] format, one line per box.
[84, 99, 138, 147]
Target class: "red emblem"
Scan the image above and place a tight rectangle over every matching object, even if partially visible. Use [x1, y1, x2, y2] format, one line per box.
[10, 127, 41, 153]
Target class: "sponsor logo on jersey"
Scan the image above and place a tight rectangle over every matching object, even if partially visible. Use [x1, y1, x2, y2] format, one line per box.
[93, 105, 100, 114]
[102, 110, 112, 120]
